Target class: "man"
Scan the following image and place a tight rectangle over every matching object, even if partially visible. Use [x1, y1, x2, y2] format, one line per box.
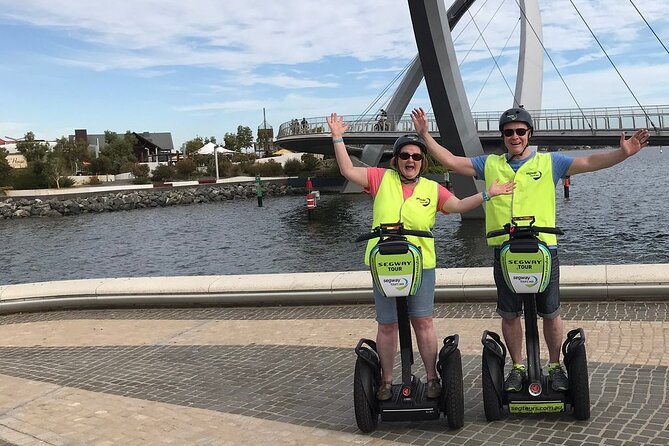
[412, 106, 649, 392]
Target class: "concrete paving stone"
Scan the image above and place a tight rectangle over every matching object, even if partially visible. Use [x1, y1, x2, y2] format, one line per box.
[0, 303, 669, 444]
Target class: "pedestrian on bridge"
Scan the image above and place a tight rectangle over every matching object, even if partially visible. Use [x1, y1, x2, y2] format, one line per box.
[412, 106, 650, 394]
[327, 112, 515, 402]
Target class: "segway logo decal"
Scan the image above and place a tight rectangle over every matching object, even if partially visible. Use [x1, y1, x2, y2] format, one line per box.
[416, 197, 431, 207]
[512, 274, 539, 288]
[382, 277, 409, 291]
[509, 402, 565, 413]
[526, 170, 542, 180]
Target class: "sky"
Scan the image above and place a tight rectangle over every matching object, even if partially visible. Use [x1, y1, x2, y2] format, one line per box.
[1, 0, 668, 150]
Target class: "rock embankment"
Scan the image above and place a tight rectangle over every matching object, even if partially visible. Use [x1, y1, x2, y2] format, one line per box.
[0, 183, 301, 219]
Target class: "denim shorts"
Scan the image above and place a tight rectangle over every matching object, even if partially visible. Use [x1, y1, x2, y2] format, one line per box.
[373, 268, 436, 324]
[493, 247, 561, 319]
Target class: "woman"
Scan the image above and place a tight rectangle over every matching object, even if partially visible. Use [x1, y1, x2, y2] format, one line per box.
[327, 113, 514, 400]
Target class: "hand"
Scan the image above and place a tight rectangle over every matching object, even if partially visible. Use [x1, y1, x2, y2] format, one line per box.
[411, 107, 429, 136]
[488, 179, 515, 198]
[327, 113, 349, 138]
[620, 129, 650, 157]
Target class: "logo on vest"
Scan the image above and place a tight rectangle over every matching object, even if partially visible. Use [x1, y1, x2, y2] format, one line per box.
[526, 170, 542, 180]
[416, 197, 431, 207]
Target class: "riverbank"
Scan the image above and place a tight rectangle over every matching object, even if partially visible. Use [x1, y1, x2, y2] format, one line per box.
[2, 263, 667, 314]
[0, 178, 305, 219]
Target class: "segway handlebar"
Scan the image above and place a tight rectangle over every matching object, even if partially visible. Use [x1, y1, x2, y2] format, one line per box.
[486, 220, 564, 239]
[355, 225, 433, 243]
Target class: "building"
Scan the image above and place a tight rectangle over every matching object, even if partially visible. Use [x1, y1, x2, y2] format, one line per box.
[70, 129, 176, 163]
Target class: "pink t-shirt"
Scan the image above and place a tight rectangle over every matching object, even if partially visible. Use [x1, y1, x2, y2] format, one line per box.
[363, 167, 453, 213]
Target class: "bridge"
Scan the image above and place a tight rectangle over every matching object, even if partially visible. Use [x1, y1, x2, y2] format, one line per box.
[275, 104, 669, 156]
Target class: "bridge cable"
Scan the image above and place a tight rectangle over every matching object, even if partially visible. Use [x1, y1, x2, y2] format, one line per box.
[423, 0, 508, 116]
[511, 0, 594, 131]
[353, 58, 413, 124]
[570, 0, 658, 130]
[465, 5, 518, 104]
[453, 0, 493, 43]
[628, 0, 669, 56]
[459, 0, 506, 66]
[471, 17, 521, 109]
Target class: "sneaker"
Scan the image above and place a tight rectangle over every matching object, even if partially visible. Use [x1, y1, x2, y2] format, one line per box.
[376, 382, 392, 401]
[504, 365, 527, 392]
[426, 378, 442, 399]
[549, 364, 569, 391]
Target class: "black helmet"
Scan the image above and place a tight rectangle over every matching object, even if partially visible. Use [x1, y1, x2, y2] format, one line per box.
[499, 106, 534, 132]
[393, 134, 427, 157]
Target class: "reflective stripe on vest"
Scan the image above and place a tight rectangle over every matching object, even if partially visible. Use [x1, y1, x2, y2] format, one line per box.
[364, 170, 439, 268]
[484, 153, 556, 246]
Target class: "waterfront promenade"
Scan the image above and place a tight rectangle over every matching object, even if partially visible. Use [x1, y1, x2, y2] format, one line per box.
[0, 265, 668, 445]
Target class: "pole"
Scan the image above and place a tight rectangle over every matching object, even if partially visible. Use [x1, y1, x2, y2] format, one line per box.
[214, 145, 220, 181]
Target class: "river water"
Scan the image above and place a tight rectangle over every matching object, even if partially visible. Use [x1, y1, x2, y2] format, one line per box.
[2, 148, 668, 285]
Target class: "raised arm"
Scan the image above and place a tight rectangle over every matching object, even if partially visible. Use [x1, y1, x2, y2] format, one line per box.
[567, 129, 650, 175]
[442, 179, 515, 214]
[411, 107, 477, 177]
[327, 113, 369, 188]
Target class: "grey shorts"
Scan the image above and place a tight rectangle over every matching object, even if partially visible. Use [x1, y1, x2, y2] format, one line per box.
[373, 268, 436, 324]
[493, 247, 561, 319]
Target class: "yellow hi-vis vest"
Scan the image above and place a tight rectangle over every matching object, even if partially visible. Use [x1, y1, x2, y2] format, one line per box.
[364, 170, 439, 268]
[484, 152, 557, 246]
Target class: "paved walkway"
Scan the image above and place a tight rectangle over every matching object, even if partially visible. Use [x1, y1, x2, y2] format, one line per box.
[1, 302, 669, 445]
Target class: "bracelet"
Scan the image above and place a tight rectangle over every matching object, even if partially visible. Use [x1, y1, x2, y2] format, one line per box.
[482, 190, 490, 202]
[332, 137, 344, 144]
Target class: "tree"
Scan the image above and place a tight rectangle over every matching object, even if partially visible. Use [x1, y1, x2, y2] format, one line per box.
[16, 131, 49, 163]
[0, 147, 11, 186]
[223, 132, 238, 151]
[44, 146, 68, 189]
[223, 126, 253, 152]
[101, 131, 137, 174]
[182, 136, 205, 158]
[53, 137, 92, 174]
[236, 125, 253, 152]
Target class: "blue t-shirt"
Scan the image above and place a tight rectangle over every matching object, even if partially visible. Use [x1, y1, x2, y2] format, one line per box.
[471, 151, 573, 185]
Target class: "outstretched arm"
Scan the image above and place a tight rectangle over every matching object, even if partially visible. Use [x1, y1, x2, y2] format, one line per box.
[327, 113, 369, 188]
[567, 129, 650, 175]
[442, 179, 515, 214]
[411, 107, 477, 177]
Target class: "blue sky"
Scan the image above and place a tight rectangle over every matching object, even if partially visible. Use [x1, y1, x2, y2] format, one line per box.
[1, 0, 668, 150]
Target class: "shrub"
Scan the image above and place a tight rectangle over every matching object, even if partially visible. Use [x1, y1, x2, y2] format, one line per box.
[119, 161, 136, 174]
[175, 158, 197, 179]
[151, 164, 176, 182]
[88, 176, 102, 185]
[8, 169, 49, 190]
[131, 163, 150, 178]
[132, 176, 152, 184]
[56, 176, 75, 188]
[301, 153, 320, 172]
[253, 160, 283, 177]
[283, 159, 303, 176]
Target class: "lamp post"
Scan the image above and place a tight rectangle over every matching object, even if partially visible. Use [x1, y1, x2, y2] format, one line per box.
[214, 145, 219, 181]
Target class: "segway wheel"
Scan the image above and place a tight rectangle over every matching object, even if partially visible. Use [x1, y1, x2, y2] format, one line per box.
[568, 349, 590, 420]
[353, 358, 379, 433]
[482, 359, 502, 421]
[441, 349, 464, 429]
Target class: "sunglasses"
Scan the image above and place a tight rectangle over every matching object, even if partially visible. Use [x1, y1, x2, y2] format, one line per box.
[503, 128, 529, 137]
[398, 152, 424, 161]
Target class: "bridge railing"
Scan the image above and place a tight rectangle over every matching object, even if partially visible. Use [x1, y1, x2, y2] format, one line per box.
[277, 105, 669, 138]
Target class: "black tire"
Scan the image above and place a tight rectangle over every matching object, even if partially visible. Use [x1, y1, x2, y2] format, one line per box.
[482, 359, 502, 421]
[568, 349, 591, 421]
[441, 349, 465, 429]
[353, 358, 379, 433]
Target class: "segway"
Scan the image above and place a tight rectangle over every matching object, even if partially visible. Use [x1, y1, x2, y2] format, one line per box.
[481, 216, 590, 421]
[353, 223, 464, 433]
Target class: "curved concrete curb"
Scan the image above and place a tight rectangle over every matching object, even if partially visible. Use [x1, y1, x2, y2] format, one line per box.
[1, 264, 668, 314]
